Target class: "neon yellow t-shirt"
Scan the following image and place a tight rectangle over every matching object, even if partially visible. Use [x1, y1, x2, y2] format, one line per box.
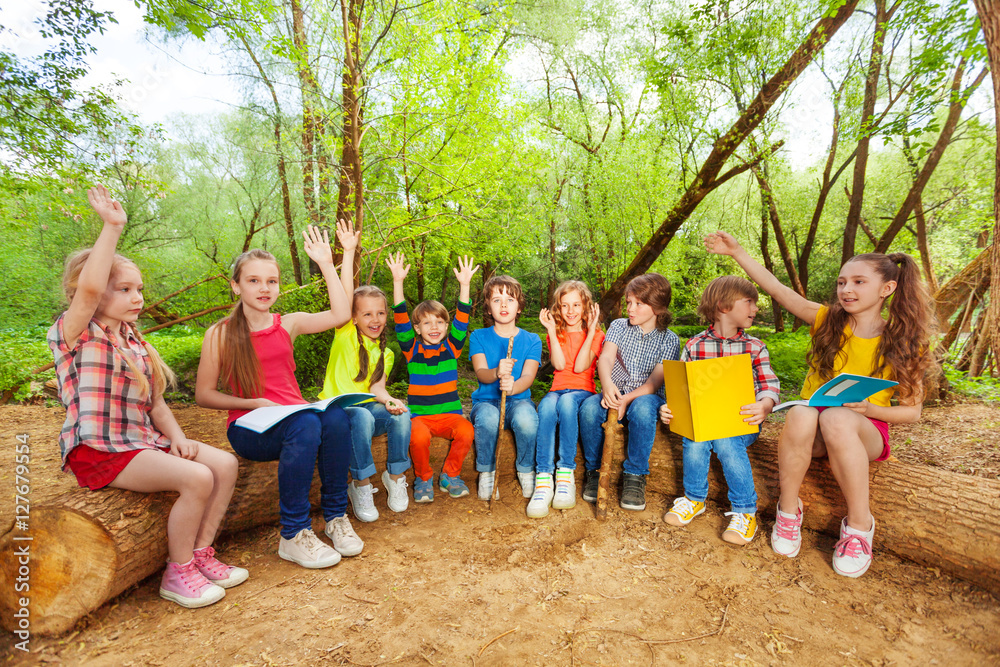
[800, 306, 895, 407]
[318, 321, 395, 398]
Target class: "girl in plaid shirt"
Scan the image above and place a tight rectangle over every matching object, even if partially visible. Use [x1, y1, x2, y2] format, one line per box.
[49, 186, 245, 609]
[659, 276, 779, 545]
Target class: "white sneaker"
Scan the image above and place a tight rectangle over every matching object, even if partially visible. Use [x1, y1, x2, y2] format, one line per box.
[770, 498, 803, 558]
[526, 473, 554, 518]
[348, 481, 379, 522]
[325, 515, 364, 557]
[478, 471, 495, 500]
[382, 471, 409, 513]
[517, 471, 535, 498]
[552, 468, 576, 510]
[832, 516, 875, 578]
[278, 528, 341, 569]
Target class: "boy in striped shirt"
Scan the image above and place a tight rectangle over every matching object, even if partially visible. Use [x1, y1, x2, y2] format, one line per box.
[388, 253, 480, 502]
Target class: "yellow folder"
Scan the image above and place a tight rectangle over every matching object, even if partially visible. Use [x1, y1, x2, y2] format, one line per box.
[662, 354, 758, 442]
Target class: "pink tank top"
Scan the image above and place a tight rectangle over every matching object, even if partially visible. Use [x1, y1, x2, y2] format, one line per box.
[227, 313, 307, 426]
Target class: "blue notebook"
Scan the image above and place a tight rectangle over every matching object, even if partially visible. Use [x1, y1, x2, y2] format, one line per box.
[774, 374, 897, 412]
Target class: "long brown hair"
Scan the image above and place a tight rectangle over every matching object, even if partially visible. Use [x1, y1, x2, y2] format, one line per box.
[352, 285, 389, 384]
[62, 249, 175, 400]
[550, 280, 594, 341]
[808, 253, 935, 400]
[625, 273, 673, 330]
[216, 249, 277, 398]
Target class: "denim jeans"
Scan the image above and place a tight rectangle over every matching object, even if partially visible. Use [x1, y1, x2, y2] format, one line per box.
[536, 389, 593, 473]
[579, 392, 665, 476]
[470, 398, 537, 473]
[682, 432, 759, 513]
[228, 405, 350, 539]
[345, 402, 412, 480]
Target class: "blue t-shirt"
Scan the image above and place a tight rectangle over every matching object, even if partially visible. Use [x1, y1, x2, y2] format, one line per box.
[469, 327, 542, 402]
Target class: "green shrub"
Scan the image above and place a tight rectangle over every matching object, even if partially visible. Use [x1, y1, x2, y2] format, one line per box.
[0, 325, 54, 401]
[146, 326, 204, 399]
[944, 366, 1000, 403]
[759, 329, 812, 394]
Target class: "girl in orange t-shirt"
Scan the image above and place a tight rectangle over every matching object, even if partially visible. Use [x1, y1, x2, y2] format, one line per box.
[529, 281, 605, 517]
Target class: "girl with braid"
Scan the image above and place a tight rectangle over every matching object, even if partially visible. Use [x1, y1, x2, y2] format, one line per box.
[318, 220, 412, 523]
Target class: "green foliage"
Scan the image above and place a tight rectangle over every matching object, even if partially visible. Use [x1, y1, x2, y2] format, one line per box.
[144, 326, 204, 399]
[0, 325, 54, 401]
[758, 328, 812, 395]
[944, 366, 1000, 403]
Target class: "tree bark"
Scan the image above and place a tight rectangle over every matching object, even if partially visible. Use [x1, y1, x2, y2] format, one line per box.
[596, 0, 857, 318]
[933, 245, 992, 326]
[336, 0, 365, 237]
[290, 0, 321, 234]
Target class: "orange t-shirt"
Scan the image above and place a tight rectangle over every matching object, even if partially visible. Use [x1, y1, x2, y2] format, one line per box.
[548, 329, 605, 392]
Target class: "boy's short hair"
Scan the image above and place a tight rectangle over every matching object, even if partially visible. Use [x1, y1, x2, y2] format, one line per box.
[625, 273, 673, 330]
[482, 274, 525, 326]
[413, 299, 450, 326]
[697, 275, 759, 324]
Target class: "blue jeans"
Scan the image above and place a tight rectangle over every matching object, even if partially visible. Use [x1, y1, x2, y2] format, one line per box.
[345, 402, 412, 480]
[228, 405, 351, 539]
[682, 433, 759, 513]
[579, 392, 665, 476]
[536, 389, 593, 473]
[470, 398, 537, 473]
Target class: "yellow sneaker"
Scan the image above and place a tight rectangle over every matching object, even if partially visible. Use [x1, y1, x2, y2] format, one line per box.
[722, 512, 758, 545]
[664, 496, 705, 526]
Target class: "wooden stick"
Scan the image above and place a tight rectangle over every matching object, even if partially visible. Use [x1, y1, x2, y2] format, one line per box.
[595, 408, 621, 520]
[490, 336, 515, 509]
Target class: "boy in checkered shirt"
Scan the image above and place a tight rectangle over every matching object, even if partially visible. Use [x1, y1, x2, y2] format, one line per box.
[659, 276, 779, 545]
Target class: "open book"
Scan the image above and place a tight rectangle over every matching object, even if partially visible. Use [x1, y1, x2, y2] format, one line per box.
[662, 354, 759, 442]
[774, 373, 897, 412]
[235, 393, 375, 433]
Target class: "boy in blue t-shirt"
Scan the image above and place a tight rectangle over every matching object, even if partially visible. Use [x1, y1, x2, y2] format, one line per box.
[469, 275, 541, 500]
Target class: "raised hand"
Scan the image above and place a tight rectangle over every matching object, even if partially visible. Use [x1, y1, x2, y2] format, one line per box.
[587, 303, 601, 333]
[302, 225, 334, 267]
[336, 218, 361, 253]
[453, 255, 479, 286]
[87, 185, 127, 229]
[385, 252, 410, 282]
[538, 308, 556, 331]
[704, 231, 744, 257]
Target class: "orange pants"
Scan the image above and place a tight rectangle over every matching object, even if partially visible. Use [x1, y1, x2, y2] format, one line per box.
[410, 413, 474, 481]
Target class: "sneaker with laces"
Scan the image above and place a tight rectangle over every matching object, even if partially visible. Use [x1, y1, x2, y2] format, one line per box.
[552, 468, 576, 510]
[382, 471, 409, 513]
[325, 515, 364, 557]
[517, 471, 535, 498]
[620, 473, 646, 511]
[159, 559, 226, 608]
[664, 496, 706, 526]
[478, 471, 495, 500]
[832, 516, 875, 578]
[770, 498, 803, 557]
[192, 545, 249, 589]
[582, 469, 600, 503]
[414, 476, 434, 503]
[348, 480, 379, 522]
[439, 473, 470, 498]
[723, 512, 758, 545]
[278, 528, 341, 568]
[526, 473, 554, 518]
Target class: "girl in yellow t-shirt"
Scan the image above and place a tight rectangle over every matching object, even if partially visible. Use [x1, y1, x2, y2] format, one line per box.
[706, 231, 933, 580]
[319, 221, 411, 523]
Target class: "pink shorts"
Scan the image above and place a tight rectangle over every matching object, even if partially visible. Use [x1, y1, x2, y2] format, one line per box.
[816, 407, 891, 461]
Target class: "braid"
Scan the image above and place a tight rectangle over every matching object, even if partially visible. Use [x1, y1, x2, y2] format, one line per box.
[353, 325, 370, 383]
[371, 328, 388, 385]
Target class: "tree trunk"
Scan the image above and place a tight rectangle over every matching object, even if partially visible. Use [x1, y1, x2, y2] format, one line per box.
[757, 179, 784, 331]
[290, 0, 320, 234]
[336, 0, 365, 237]
[933, 245, 992, 326]
[596, 0, 857, 319]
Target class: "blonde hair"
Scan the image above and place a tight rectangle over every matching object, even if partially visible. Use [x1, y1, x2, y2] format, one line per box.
[352, 285, 389, 384]
[550, 280, 594, 339]
[62, 249, 175, 400]
[413, 300, 450, 327]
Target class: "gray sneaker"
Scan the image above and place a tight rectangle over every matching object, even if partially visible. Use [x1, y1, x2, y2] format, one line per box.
[620, 473, 646, 511]
[325, 515, 364, 557]
[278, 529, 341, 569]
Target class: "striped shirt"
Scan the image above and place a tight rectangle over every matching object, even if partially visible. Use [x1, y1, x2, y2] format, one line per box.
[604, 318, 680, 398]
[47, 315, 170, 468]
[394, 300, 471, 416]
[681, 326, 781, 403]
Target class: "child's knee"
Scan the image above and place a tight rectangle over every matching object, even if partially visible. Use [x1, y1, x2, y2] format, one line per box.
[181, 463, 216, 498]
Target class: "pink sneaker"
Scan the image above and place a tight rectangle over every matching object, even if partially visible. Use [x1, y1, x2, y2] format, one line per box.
[832, 516, 875, 578]
[770, 498, 803, 557]
[193, 546, 249, 589]
[159, 559, 226, 608]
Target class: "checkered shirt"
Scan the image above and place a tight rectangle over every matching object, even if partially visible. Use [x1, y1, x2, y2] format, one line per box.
[48, 314, 170, 468]
[681, 325, 780, 403]
[604, 318, 680, 398]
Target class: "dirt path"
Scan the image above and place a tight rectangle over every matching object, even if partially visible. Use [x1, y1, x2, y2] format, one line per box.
[1, 404, 998, 665]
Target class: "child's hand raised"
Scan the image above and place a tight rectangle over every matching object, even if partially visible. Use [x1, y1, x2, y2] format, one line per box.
[385, 252, 410, 281]
[336, 218, 361, 253]
[453, 255, 479, 286]
[302, 225, 334, 267]
[538, 308, 556, 331]
[587, 304, 601, 333]
[87, 185, 127, 229]
[704, 231, 744, 257]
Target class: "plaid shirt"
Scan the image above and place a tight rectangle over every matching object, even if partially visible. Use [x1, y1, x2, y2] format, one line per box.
[605, 318, 680, 398]
[48, 315, 170, 468]
[681, 326, 780, 403]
